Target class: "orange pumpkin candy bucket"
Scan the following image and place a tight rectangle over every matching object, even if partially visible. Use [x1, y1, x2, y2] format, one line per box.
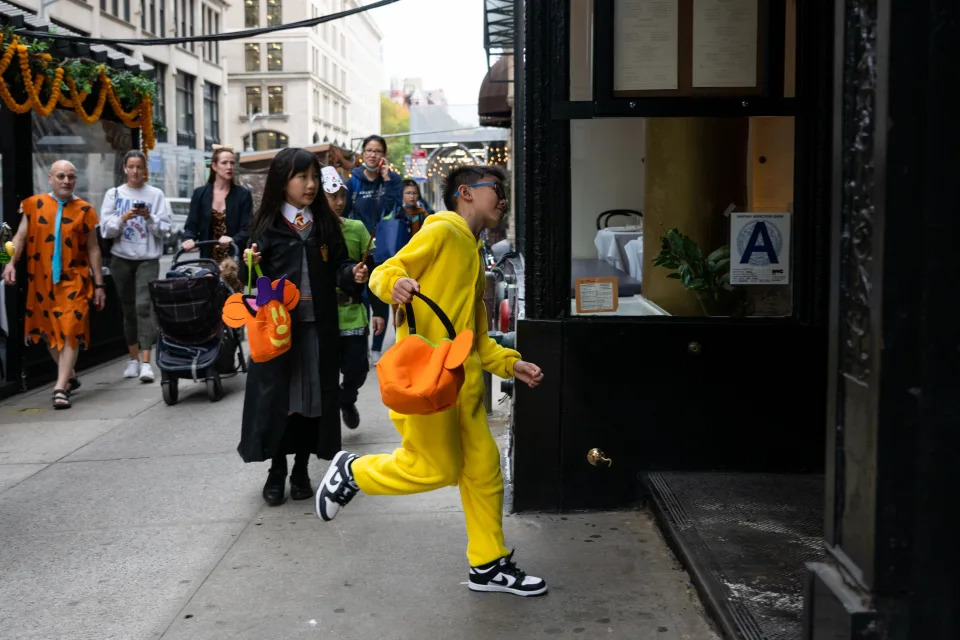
[222, 273, 300, 363]
[377, 291, 473, 415]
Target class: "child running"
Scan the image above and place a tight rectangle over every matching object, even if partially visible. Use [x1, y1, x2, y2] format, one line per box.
[316, 165, 548, 596]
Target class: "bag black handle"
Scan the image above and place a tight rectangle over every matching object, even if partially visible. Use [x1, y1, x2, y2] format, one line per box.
[405, 291, 456, 340]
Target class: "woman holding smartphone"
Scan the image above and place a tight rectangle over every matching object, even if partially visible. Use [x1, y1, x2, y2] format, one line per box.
[100, 150, 172, 382]
[343, 135, 401, 363]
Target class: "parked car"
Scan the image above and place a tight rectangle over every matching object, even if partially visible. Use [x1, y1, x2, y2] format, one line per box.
[164, 197, 190, 254]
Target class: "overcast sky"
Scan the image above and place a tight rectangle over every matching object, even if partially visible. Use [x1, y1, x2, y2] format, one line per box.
[369, 0, 490, 105]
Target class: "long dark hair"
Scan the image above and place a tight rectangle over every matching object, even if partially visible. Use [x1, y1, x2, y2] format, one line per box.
[251, 148, 341, 242]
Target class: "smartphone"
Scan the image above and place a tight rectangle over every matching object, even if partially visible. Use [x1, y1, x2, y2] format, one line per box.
[133, 200, 147, 214]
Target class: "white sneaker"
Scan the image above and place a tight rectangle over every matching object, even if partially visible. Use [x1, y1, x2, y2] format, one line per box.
[370, 351, 381, 365]
[123, 359, 140, 378]
[139, 362, 155, 383]
[468, 551, 548, 597]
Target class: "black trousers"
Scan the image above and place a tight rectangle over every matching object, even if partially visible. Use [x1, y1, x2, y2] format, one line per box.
[269, 449, 310, 479]
[339, 334, 369, 406]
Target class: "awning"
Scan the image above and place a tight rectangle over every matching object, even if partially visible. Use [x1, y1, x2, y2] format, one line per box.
[478, 56, 511, 128]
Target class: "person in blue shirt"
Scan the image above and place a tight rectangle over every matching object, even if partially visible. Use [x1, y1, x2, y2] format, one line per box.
[345, 135, 401, 361]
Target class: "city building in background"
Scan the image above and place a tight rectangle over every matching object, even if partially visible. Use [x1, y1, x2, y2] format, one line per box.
[223, 0, 384, 152]
[387, 76, 447, 107]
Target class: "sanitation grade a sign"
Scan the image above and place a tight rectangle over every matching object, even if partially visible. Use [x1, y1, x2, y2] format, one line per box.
[729, 212, 791, 285]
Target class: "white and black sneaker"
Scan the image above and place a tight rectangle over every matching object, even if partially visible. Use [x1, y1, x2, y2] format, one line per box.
[468, 550, 548, 597]
[315, 451, 360, 521]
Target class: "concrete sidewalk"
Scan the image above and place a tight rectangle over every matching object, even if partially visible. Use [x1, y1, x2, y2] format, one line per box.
[0, 347, 718, 640]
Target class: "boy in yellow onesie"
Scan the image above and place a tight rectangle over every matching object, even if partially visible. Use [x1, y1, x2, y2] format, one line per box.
[315, 165, 547, 596]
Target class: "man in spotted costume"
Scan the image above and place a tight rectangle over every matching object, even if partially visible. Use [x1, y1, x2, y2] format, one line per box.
[1, 160, 106, 409]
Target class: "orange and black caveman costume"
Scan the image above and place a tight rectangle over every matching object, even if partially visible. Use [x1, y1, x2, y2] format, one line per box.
[20, 194, 99, 350]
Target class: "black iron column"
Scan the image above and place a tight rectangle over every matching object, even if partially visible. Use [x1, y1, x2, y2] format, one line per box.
[805, 0, 960, 637]
[0, 108, 34, 395]
[519, 0, 570, 320]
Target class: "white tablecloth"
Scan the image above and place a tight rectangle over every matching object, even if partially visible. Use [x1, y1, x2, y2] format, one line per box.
[623, 237, 643, 281]
[594, 226, 643, 273]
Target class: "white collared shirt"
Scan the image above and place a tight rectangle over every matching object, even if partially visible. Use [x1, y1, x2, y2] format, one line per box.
[282, 202, 313, 225]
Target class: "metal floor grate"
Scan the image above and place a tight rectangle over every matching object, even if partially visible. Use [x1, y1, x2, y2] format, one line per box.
[645, 472, 824, 640]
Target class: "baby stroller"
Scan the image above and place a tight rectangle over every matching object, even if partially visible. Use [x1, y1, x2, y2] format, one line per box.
[149, 241, 247, 405]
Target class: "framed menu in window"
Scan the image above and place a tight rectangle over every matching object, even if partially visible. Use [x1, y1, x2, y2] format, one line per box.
[575, 277, 620, 314]
[610, 0, 770, 98]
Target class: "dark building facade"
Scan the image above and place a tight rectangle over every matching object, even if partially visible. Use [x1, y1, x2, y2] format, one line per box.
[512, 1, 958, 638]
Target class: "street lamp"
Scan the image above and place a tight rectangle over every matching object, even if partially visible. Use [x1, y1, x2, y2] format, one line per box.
[246, 107, 290, 152]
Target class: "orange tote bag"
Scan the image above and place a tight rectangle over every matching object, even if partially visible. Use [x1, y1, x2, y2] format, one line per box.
[377, 291, 473, 415]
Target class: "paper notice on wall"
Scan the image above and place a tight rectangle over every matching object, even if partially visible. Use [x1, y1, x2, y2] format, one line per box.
[729, 213, 791, 285]
[614, 0, 679, 91]
[575, 277, 619, 313]
[692, 0, 758, 87]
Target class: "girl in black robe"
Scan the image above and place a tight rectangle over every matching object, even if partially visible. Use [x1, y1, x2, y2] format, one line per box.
[238, 148, 368, 506]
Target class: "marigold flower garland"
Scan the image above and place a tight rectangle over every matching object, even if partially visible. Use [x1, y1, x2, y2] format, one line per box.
[0, 33, 156, 152]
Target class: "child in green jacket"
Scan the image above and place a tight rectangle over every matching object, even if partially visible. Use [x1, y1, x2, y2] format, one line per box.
[322, 166, 385, 429]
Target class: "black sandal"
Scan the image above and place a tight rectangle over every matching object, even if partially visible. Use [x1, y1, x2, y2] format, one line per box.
[68, 376, 81, 392]
[52, 388, 72, 410]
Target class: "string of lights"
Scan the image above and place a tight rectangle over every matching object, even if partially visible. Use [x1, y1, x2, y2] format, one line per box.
[13, 0, 399, 47]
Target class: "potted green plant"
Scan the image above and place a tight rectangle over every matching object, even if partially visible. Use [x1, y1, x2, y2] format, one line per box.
[652, 228, 739, 316]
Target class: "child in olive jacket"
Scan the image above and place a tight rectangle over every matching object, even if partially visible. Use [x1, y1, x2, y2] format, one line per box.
[321, 166, 384, 430]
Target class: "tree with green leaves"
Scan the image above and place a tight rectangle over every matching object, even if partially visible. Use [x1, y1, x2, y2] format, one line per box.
[380, 94, 411, 172]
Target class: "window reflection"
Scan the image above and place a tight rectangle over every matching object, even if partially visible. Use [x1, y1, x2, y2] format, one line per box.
[244, 0, 259, 28]
[266, 0, 281, 26]
[245, 43, 261, 72]
[267, 86, 284, 114]
[267, 43, 283, 71]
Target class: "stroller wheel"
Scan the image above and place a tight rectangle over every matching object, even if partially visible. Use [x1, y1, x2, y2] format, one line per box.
[162, 378, 179, 406]
[206, 370, 224, 402]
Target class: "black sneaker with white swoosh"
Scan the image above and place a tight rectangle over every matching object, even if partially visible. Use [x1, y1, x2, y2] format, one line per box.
[315, 451, 360, 521]
[468, 550, 548, 596]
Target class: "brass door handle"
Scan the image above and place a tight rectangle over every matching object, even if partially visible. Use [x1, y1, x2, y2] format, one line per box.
[587, 448, 613, 468]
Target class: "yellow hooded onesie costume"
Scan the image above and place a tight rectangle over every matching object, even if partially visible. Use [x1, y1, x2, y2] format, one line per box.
[353, 211, 521, 566]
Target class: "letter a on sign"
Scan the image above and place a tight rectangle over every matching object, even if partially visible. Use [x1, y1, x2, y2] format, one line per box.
[739, 221, 779, 264]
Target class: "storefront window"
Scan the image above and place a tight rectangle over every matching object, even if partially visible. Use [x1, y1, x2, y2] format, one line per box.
[566, 1, 798, 318]
[569, 116, 795, 318]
